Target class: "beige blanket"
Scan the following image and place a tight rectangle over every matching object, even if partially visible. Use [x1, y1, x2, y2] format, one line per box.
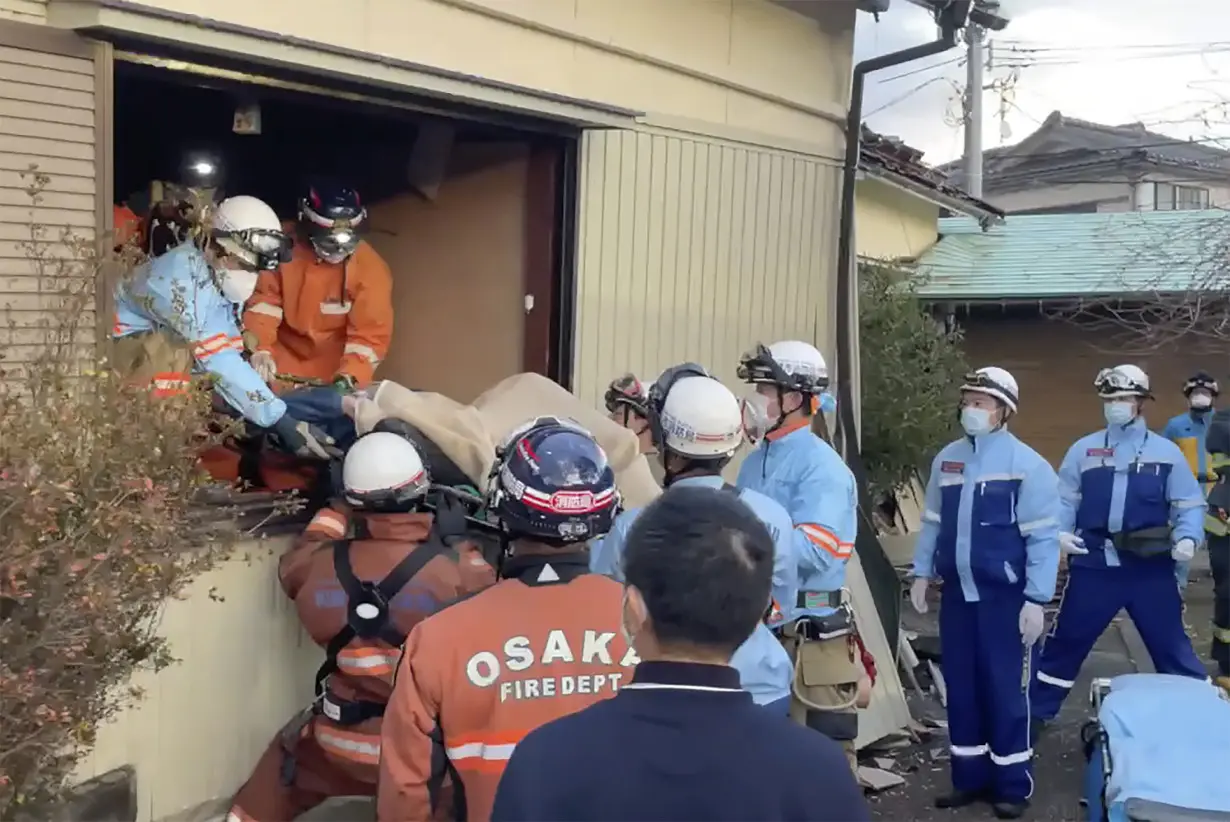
[355, 373, 662, 508]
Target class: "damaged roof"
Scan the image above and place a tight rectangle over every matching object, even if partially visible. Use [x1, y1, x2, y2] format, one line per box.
[859, 127, 1003, 221]
[913, 210, 1230, 301]
[939, 111, 1230, 188]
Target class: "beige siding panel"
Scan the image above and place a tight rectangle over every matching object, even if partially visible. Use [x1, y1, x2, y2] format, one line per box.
[573, 128, 840, 409]
[0, 34, 98, 371]
[0, 0, 46, 24]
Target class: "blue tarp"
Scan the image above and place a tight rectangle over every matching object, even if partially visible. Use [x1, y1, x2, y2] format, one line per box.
[1093, 673, 1230, 820]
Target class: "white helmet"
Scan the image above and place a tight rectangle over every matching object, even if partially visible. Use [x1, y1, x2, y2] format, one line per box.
[341, 431, 431, 509]
[960, 366, 1020, 412]
[658, 376, 744, 459]
[737, 340, 829, 394]
[212, 195, 290, 272]
[1095, 364, 1151, 399]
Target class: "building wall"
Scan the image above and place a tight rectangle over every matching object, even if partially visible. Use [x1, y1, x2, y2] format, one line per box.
[70, 538, 320, 822]
[0, 21, 102, 382]
[988, 174, 1230, 215]
[0, 0, 45, 23]
[51, 0, 855, 154]
[961, 312, 1216, 466]
[854, 177, 939, 261]
[572, 126, 843, 423]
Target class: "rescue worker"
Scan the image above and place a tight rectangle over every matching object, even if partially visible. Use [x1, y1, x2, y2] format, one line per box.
[244, 181, 393, 392]
[377, 417, 635, 822]
[1031, 365, 1208, 730]
[909, 367, 1060, 820]
[226, 428, 496, 821]
[604, 373, 653, 454]
[604, 372, 662, 485]
[1163, 371, 1220, 589]
[1202, 404, 1230, 690]
[112, 200, 143, 252]
[734, 341, 862, 772]
[111, 194, 339, 461]
[590, 368, 799, 713]
[491, 485, 872, 822]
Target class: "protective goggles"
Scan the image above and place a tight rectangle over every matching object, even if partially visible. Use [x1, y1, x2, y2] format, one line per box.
[960, 371, 1018, 408]
[603, 373, 647, 415]
[1184, 376, 1220, 397]
[1094, 368, 1147, 397]
[218, 226, 293, 271]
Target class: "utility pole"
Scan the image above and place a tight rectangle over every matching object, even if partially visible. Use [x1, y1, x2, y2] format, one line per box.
[962, 21, 985, 198]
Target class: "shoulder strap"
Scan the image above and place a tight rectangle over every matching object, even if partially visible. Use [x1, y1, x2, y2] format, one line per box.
[314, 528, 459, 694]
[720, 482, 740, 496]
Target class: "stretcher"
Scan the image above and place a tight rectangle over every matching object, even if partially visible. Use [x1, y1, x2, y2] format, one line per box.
[1083, 673, 1230, 822]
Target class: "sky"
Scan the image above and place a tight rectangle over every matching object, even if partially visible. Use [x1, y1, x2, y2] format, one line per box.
[856, 0, 1230, 165]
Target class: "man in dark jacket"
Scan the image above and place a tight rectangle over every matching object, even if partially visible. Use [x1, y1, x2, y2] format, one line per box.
[490, 485, 871, 822]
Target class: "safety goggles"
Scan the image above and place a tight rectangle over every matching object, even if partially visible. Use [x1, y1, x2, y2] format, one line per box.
[1185, 377, 1220, 397]
[603, 373, 647, 415]
[1094, 368, 1146, 396]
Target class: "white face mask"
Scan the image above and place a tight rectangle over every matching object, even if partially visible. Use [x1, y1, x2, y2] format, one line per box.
[960, 407, 994, 437]
[1104, 400, 1136, 427]
[740, 394, 772, 444]
[218, 267, 259, 305]
[1190, 393, 1213, 410]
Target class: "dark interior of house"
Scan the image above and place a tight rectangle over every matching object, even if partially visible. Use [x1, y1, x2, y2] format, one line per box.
[112, 61, 512, 215]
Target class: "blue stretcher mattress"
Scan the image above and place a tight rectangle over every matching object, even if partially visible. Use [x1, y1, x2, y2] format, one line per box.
[1086, 673, 1230, 821]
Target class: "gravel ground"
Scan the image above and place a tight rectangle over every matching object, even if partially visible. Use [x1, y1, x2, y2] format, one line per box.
[869, 561, 1219, 822]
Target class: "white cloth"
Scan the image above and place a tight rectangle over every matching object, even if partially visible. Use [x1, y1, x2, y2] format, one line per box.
[1172, 537, 1197, 562]
[1019, 601, 1046, 646]
[250, 350, 277, 383]
[1059, 531, 1088, 556]
[909, 577, 929, 614]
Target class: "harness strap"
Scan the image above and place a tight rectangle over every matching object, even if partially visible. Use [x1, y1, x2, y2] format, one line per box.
[313, 528, 457, 695]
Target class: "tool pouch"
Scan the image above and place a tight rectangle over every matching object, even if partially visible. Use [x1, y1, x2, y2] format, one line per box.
[1112, 525, 1172, 558]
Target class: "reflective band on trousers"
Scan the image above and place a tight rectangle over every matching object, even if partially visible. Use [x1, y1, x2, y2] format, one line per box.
[314, 725, 380, 765]
[1214, 623, 1230, 643]
[949, 743, 1033, 766]
[1036, 671, 1075, 689]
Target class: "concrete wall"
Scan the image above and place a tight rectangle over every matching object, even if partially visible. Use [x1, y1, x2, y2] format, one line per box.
[69, 538, 320, 822]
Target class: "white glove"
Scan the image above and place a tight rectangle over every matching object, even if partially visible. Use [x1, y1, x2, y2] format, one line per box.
[1059, 531, 1088, 556]
[1172, 538, 1197, 562]
[909, 577, 930, 614]
[1019, 601, 1046, 646]
[250, 350, 277, 383]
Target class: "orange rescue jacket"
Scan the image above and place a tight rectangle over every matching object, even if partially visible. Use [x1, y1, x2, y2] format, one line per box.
[243, 234, 393, 387]
[281, 507, 496, 783]
[376, 554, 637, 822]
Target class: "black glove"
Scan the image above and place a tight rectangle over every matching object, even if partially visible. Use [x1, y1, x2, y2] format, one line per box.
[270, 414, 343, 460]
[430, 489, 469, 542]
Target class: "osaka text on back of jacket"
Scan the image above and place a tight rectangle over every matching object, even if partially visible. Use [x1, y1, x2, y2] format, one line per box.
[465, 629, 641, 703]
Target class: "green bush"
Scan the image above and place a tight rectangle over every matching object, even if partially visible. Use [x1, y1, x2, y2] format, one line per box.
[858, 260, 967, 501]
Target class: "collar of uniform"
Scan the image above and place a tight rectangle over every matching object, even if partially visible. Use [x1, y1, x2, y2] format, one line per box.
[355, 511, 432, 541]
[1107, 415, 1148, 444]
[668, 474, 724, 491]
[967, 426, 1011, 450]
[766, 418, 812, 443]
[625, 661, 744, 693]
[502, 552, 590, 585]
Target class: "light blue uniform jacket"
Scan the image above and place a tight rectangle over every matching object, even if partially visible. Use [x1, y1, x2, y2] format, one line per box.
[113, 241, 286, 427]
[589, 474, 798, 706]
[913, 427, 1062, 604]
[736, 424, 856, 617]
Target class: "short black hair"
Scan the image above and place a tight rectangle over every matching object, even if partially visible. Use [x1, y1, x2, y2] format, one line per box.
[623, 484, 774, 656]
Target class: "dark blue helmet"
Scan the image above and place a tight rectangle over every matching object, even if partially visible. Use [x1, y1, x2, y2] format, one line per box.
[299, 179, 366, 263]
[488, 416, 619, 544]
